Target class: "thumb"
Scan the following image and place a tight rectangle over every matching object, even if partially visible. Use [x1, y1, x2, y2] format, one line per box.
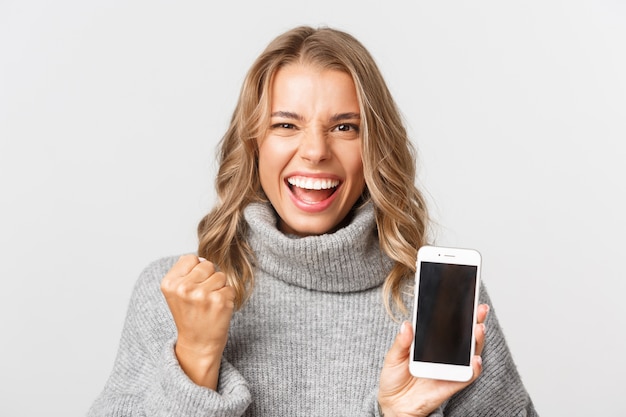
[384, 321, 413, 368]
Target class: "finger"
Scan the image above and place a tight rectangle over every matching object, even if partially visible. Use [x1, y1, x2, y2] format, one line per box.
[173, 272, 230, 307]
[164, 254, 203, 285]
[174, 254, 203, 275]
[474, 321, 486, 357]
[383, 321, 413, 368]
[476, 304, 489, 324]
[200, 271, 228, 292]
[187, 260, 217, 283]
[161, 254, 202, 294]
[469, 354, 484, 383]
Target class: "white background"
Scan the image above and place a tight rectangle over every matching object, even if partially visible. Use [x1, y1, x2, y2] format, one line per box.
[1, 1, 625, 416]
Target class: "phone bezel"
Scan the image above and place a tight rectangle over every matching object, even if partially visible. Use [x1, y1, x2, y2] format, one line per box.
[408, 245, 482, 382]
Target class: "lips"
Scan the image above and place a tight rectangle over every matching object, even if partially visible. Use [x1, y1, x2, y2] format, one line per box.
[286, 175, 340, 204]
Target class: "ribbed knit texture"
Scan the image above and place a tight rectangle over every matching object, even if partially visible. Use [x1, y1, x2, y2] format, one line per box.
[88, 202, 537, 417]
[243, 202, 393, 293]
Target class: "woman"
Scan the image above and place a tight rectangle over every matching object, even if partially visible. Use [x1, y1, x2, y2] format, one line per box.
[89, 26, 537, 416]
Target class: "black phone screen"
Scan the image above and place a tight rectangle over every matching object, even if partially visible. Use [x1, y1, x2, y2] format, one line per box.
[412, 261, 478, 366]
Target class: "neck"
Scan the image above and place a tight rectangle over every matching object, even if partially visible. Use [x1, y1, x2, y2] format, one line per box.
[244, 202, 394, 293]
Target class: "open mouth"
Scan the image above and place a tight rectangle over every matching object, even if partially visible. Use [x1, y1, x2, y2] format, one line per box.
[286, 176, 340, 204]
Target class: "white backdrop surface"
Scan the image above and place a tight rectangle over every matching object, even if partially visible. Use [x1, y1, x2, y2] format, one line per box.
[1, 1, 625, 416]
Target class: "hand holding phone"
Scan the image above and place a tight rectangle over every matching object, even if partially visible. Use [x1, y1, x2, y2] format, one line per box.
[409, 245, 482, 382]
[378, 300, 488, 417]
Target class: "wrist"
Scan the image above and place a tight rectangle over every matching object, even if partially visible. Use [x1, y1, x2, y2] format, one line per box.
[174, 342, 223, 389]
[377, 397, 394, 417]
[377, 396, 431, 417]
[377, 400, 386, 417]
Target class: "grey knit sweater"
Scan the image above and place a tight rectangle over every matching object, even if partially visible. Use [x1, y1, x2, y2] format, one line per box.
[88, 202, 537, 416]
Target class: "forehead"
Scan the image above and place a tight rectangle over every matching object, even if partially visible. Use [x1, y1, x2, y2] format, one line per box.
[269, 64, 359, 115]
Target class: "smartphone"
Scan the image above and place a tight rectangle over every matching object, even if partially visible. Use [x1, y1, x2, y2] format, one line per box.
[409, 245, 482, 382]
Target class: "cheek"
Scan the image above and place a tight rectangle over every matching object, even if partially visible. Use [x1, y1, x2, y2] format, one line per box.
[257, 139, 289, 192]
[256, 142, 271, 191]
[257, 154, 275, 195]
[346, 149, 365, 184]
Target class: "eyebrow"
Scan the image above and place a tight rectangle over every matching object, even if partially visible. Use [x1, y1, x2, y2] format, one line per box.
[270, 111, 360, 122]
[270, 111, 304, 121]
[330, 112, 361, 123]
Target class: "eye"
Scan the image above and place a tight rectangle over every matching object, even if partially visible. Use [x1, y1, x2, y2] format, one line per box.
[331, 123, 360, 140]
[337, 123, 359, 132]
[271, 123, 296, 130]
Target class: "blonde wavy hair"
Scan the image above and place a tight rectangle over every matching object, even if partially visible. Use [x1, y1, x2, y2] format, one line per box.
[197, 26, 429, 317]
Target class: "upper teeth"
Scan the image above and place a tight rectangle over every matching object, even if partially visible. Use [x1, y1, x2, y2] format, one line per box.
[287, 176, 340, 190]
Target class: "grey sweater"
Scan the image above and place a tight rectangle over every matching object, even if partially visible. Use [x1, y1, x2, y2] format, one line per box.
[88, 202, 537, 416]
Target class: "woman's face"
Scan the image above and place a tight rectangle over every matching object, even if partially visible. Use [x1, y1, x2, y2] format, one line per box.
[257, 63, 365, 236]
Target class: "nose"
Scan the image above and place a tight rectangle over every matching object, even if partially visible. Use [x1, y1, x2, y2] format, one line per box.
[299, 128, 331, 164]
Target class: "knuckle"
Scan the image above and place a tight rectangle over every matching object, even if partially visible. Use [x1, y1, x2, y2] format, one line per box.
[208, 292, 233, 311]
[188, 288, 208, 302]
[160, 276, 175, 294]
[211, 271, 227, 285]
[207, 291, 223, 304]
[224, 286, 237, 300]
[171, 279, 191, 298]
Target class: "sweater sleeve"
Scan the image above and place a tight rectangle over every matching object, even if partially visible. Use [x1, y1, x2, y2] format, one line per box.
[443, 284, 538, 416]
[87, 257, 252, 417]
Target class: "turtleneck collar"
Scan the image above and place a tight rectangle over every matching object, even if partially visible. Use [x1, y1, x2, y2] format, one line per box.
[243, 202, 394, 293]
